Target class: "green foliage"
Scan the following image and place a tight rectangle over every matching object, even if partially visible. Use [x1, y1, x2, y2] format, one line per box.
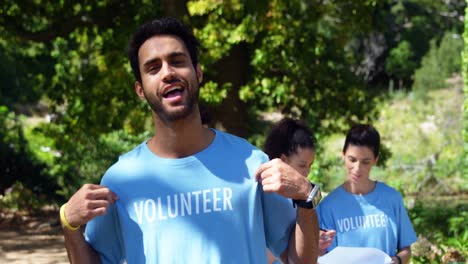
[319, 77, 464, 197]
[0, 182, 41, 211]
[380, 86, 463, 194]
[463, 2, 468, 181]
[190, 0, 382, 135]
[0, 0, 164, 199]
[380, 0, 465, 87]
[409, 200, 468, 263]
[199, 81, 230, 104]
[385, 41, 418, 81]
[413, 32, 464, 98]
[0, 105, 60, 205]
[33, 124, 150, 199]
[0, 5, 466, 263]
[0, 1, 466, 218]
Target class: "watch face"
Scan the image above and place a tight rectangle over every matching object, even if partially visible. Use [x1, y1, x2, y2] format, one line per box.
[313, 189, 322, 207]
[307, 184, 322, 208]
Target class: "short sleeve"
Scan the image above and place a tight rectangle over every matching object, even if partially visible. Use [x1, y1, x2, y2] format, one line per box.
[396, 194, 417, 249]
[262, 191, 296, 257]
[85, 203, 125, 264]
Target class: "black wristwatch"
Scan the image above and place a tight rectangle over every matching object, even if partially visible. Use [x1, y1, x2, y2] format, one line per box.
[293, 182, 321, 209]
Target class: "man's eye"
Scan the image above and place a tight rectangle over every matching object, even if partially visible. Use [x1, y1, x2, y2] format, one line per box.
[148, 66, 160, 72]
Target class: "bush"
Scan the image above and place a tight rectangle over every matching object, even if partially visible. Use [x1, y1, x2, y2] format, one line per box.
[0, 182, 41, 212]
[37, 125, 151, 199]
[413, 32, 463, 99]
[386, 40, 418, 83]
[463, 3, 468, 186]
[0, 106, 60, 206]
[409, 199, 468, 263]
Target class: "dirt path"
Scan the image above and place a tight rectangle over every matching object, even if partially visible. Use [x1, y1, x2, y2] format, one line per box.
[0, 210, 68, 264]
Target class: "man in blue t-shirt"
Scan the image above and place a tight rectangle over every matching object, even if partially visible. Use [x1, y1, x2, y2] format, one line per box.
[60, 17, 320, 263]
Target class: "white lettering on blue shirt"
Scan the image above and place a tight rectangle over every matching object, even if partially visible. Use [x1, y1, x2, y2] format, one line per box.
[133, 187, 234, 224]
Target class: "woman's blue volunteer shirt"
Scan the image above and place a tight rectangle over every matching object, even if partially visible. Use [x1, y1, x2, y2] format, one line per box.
[85, 129, 296, 263]
[317, 182, 417, 257]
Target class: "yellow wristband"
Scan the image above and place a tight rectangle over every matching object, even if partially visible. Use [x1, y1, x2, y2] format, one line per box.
[60, 203, 80, 231]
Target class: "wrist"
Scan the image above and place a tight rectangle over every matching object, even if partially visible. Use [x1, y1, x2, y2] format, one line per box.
[292, 182, 321, 209]
[60, 203, 81, 231]
[300, 180, 313, 200]
[394, 255, 402, 264]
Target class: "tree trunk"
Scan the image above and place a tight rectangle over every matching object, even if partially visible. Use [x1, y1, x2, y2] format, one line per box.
[161, 0, 188, 18]
[209, 44, 250, 138]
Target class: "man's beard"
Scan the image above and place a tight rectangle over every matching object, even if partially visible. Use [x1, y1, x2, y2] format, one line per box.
[144, 88, 199, 123]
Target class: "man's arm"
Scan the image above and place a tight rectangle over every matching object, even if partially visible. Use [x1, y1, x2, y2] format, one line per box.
[61, 184, 118, 263]
[279, 207, 319, 264]
[256, 159, 320, 264]
[63, 226, 101, 263]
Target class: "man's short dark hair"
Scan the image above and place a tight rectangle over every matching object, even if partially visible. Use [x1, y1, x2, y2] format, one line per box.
[127, 17, 200, 83]
[264, 118, 315, 160]
[343, 124, 380, 158]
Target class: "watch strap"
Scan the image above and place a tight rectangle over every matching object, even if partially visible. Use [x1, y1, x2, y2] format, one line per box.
[292, 182, 321, 209]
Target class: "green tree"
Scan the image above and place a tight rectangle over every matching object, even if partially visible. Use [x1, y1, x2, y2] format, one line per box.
[0, 1, 167, 198]
[463, 2, 468, 179]
[379, 0, 465, 88]
[385, 40, 417, 86]
[0, 0, 465, 202]
[190, 0, 381, 136]
[413, 31, 463, 98]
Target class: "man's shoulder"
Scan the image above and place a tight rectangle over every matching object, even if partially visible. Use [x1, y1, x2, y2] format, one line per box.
[101, 141, 148, 181]
[215, 130, 264, 151]
[213, 129, 268, 163]
[215, 130, 254, 146]
[117, 140, 148, 160]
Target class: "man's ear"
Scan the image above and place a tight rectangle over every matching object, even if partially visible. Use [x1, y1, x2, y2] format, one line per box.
[196, 64, 203, 84]
[135, 81, 145, 100]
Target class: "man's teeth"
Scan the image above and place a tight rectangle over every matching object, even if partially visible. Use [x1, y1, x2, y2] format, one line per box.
[165, 87, 182, 94]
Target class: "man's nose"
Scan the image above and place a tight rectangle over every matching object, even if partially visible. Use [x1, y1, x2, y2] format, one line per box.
[162, 63, 176, 82]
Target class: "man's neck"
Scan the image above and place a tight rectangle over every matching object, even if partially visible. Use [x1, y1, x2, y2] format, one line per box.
[147, 112, 215, 159]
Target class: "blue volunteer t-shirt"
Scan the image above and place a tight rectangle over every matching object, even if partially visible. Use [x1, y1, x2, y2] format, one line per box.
[85, 129, 295, 263]
[317, 182, 417, 257]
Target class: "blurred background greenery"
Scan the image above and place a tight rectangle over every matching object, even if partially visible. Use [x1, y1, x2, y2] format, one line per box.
[0, 0, 466, 263]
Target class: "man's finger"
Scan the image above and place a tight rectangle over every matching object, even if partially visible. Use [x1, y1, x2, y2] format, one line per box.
[255, 159, 279, 180]
[90, 206, 109, 217]
[83, 183, 106, 190]
[259, 175, 276, 186]
[87, 199, 112, 210]
[87, 187, 116, 201]
[260, 180, 281, 193]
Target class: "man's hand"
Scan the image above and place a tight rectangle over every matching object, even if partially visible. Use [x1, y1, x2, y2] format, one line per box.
[255, 158, 312, 200]
[64, 184, 118, 228]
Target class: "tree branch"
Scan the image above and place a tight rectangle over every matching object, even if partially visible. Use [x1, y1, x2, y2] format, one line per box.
[5, 1, 131, 43]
